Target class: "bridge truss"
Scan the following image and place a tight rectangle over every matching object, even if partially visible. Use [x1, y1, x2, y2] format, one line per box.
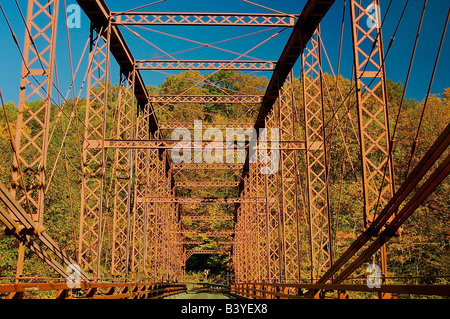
[0, 0, 449, 299]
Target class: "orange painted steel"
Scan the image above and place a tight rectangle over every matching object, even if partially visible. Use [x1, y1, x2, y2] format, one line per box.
[2, 0, 449, 300]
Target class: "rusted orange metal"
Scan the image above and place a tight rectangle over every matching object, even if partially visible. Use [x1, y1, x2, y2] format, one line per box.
[2, 0, 448, 300]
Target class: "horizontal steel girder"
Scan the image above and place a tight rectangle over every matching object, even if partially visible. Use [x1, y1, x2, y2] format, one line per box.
[137, 60, 276, 70]
[136, 197, 265, 204]
[112, 12, 296, 27]
[150, 95, 263, 104]
[180, 230, 235, 237]
[180, 215, 234, 221]
[172, 163, 244, 170]
[175, 181, 240, 187]
[159, 123, 254, 130]
[159, 123, 254, 129]
[180, 240, 233, 244]
[86, 139, 306, 150]
[231, 282, 450, 298]
[0, 282, 187, 299]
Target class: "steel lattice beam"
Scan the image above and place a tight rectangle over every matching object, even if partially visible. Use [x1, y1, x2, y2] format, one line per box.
[111, 71, 135, 277]
[278, 73, 301, 283]
[264, 107, 282, 282]
[181, 231, 235, 237]
[159, 123, 254, 130]
[181, 215, 234, 221]
[79, 27, 110, 277]
[302, 28, 333, 281]
[349, 0, 395, 288]
[113, 12, 296, 27]
[172, 163, 244, 170]
[137, 197, 265, 204]
[136, 60, 276, 71]
[175, 181, 240, 187]
[8, 0, 60, 283]
[10, 0, 59, 226]
[185, 249, 224, 260]
[150, 95, 263, 104]
[86, 139, 306, 150]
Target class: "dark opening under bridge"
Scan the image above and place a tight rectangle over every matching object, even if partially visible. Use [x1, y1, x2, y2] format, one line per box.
[0, 0, 449, 300]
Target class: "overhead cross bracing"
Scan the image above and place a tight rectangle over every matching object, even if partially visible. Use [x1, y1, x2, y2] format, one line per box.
[0, 0, 449, 300]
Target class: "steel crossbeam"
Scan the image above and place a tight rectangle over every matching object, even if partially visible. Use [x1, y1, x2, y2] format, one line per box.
[172, 163, 244, 170]
[137, 60, 276, 71]
[180, 215, 234, 221]
[175, 181, 240, 187]
[136, 197, 265, 204]
[85, 139, 306, 150]
[113, 12, 296, 27]
[159, 123, 254, 130]
[181, 231, 235, 237]
[150, 95, 263, 104]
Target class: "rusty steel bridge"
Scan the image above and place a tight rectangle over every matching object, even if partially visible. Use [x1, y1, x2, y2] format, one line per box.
[0, 0, 449, 299]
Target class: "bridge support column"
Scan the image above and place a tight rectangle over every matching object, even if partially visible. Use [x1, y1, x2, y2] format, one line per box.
[111, 70, 136, 277]
[264, 108, 282, 283]
[350, 0, 395, 291]
[302, 27, 333, 282]
[10, 0, 59, 285]
[278, 72, 301, 282]
[79, 22, 111, 277]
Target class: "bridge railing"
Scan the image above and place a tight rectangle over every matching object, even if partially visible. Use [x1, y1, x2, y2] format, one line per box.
[0, 282, 186, 299]
[231, 282, 450, 299]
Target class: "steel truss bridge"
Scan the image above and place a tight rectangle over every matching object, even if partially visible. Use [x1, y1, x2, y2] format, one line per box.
[0, 0, 449, 299]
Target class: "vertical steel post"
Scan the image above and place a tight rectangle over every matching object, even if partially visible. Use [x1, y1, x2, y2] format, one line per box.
[111, 70, 135, 277]
[278, 73, 301, 283]
[350, 0, 395, 293]
[79, 22, 111, 278]
[302, 28, 333, 282]
[265, 100, 281, 283]
[10, 0, 59, 283]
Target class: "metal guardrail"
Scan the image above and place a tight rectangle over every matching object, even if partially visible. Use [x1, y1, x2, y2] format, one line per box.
[0, 282, 187, 299]
[231, 282, 450, 299]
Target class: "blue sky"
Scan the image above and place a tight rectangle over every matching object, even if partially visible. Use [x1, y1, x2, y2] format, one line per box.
[0, 0, 449, 105]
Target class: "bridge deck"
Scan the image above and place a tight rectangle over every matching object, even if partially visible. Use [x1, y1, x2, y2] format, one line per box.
[165, 291, 231, 299]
